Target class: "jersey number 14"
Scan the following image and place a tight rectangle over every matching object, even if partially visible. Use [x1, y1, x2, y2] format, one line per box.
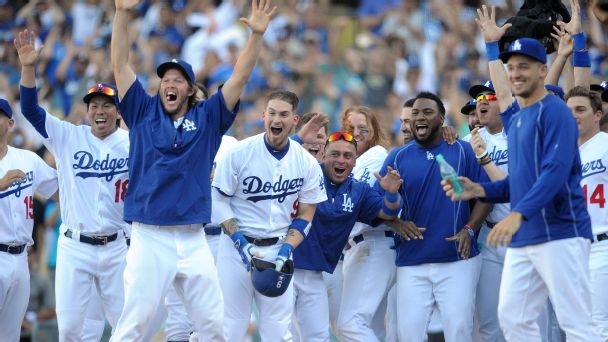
[583, 184, 605, 208]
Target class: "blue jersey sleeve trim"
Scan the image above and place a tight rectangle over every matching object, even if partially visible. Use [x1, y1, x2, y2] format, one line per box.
[19, 85, 48, 138]
[213, 186, 233, 197]
[290, 134, 304, 145]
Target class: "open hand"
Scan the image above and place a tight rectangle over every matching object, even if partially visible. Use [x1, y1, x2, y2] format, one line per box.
[386, 219, 426, 240]
[240, 0, 278, 35]
[374, 166, 403, 194]
[441, 176, 482, 201]
[13, 29, 42, 67]
[446, 228, 472, 259]
[475, 5, 512, 43]
[550, 23, 573, 57]
[486, 212, 523, 249]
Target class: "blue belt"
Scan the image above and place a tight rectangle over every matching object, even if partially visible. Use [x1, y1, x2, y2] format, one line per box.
[0, 243, 26, 254]
[204, 226, 222, 236]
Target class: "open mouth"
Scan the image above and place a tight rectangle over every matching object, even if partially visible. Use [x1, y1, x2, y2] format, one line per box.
[474, 124, 483, 128]
[308, 146, 320, 156]
[479, 108, 488, 114]
[166, 91, 177, 104]
[270, 127, 282, 135]
[334, 166, 346, 176]
[415, 124, 429, 135]
[94, 118, 107, 124]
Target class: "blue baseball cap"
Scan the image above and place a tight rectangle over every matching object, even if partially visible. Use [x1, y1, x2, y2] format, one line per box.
[157, 59, 195, 84]
[468, 80, 494, 98]
[0, 98, 13, 119]
[83, 83, 119, 106]
[590, 81, 608, 92]
[460, 98, 477, 115]
[499, 38, 547, 64]
[544, 84, 564, 101]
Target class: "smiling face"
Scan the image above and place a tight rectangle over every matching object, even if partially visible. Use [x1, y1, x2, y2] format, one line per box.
[507, 55, 547, 99]
[400, 106, 413, 144]
[262, 99, 298, 150]
[323, 139, 357, 184]
[159, 68, 195, 118]
[567, 96, 602, 141]
[411, 97, 444, 146]
[86, 95, 120, 139]
[302, 126, 327, 162]
[346, 112, 371, 154]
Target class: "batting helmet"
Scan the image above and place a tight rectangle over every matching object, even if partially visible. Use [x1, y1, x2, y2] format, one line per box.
[250, 258, 294, 297]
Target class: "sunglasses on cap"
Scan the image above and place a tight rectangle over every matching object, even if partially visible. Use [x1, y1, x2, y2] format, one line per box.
[87, 85, 116, 97]
[476, 92, 497, 102]
[327, 132, 357, 148]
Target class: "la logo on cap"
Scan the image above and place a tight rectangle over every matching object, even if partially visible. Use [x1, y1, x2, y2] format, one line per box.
[512, 40, 522, 51]
[484, 81, 491, 87]
[172, 59, 178, 63]
[602, 81, 608, 88]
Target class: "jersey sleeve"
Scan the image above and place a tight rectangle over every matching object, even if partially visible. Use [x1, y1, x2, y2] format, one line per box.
[32, 153, 58, 199]
[211, 146, 239, 196]
[357, 185, 384, 225]
[512, 102, 580, 219]
[201, 86, 240, 136]
[500, 100, 519, 135]
[42, 112, 76, 156]
[118, 79, 153, 128]
[481, 176, 511, 203]
[298, 156, 327, 204]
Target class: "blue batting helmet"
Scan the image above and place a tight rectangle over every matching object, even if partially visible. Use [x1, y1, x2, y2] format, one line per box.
[251, 258, 294, 297]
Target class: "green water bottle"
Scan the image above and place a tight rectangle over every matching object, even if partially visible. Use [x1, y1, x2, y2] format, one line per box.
[436, 154, 464, 196]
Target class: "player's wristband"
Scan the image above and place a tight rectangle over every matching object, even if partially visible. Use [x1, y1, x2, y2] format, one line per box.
[485, 41, 500, 61]
[384, 191, 400, 203]
[475, 150, 488, 159]
[382, 200, 401, 216]
[573, 32, 586, 51]
[464, 224, 475, 239]
[573, 50, 591, 68]
[290, 218, 311, 237]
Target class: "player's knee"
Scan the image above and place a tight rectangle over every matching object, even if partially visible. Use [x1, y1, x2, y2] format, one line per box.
[337, 314, 364, 338]
[57, 315, 84, 339]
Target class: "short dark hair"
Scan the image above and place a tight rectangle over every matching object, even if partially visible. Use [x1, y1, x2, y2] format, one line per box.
[266, 90, 299, 112]
[565, 86, 603, 115]
[403, 98, 416, 108]
[414, 91, 446, 115]
[296, 112, 329, 135]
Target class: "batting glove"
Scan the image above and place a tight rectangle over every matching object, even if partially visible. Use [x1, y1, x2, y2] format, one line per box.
[275, 243, 294, 271]
[230, 232, 262, 271]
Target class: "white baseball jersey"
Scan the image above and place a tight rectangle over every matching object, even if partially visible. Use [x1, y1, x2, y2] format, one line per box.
[579, 132, 608, 235]
[210, 135, 239, 225]
[350, 144, 389, 237]
[212, 133, 326, 238]
[0, 146, 57, 245]
[42, 112, 130, 235]
[478, 127, 510, 223]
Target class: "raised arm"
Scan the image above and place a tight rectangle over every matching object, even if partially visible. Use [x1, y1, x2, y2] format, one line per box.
[221, 0, 277, 110]
[545, 24, 573, 87]
[476, 6, 514, 113]
[564, 0, 591, 89]
[111, 0, 138, 99]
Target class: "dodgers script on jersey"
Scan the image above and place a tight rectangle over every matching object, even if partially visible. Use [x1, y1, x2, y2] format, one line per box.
[0, 146, 57, 245]
[350, 144, 389, 237]
[212, 133, 326, 237]
[42, 112, 130, 236]
[478, 127, 510, 223]
[580, 132, 608, 235]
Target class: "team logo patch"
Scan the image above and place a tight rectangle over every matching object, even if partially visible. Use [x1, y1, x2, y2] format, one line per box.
[426, 151, 435, 160]
[242, 175, 304, 203]
[341, 193, 354, 212]
[0, 171, 33, 199]
[72, 151, 128, 181]
[182, 119, 197, 132]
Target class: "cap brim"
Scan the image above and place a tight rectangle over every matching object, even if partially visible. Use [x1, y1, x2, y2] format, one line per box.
[83, 92, 116, 105]
[602, 90, 608, 103]
[460, 104, 476, 115]
[157, 62, 191, 82]
[499, 51, 545, 64]
[468, 85, 494, 98]
[591, 84, 605, 92]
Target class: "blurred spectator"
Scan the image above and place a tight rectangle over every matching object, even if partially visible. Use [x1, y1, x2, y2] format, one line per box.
[21, 250, 57, 342]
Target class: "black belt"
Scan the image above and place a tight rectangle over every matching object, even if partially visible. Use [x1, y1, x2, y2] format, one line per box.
[244, 235, 280, 247]
[64, 229, 119, 246]
[486, 220, 497, 229]
[345, 231, 394, 251]
[0, 243, 26, 255]
[126, 237, 131, 246]
[595, 233, 608, 243]
[204, 226, 222, 236]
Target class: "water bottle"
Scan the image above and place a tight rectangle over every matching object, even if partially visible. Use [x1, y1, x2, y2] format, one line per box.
[436, 154, 464, 196]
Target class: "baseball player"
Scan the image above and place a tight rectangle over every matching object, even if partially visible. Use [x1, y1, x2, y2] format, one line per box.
[444, 36, 600, 341]
[0, 98, 58, 342]
[565, 86, 608, 339]
[212, 89, 327, 341]
[110, 0, 276, 339]
[291, 131, 403, 342]
[15, 29, 130, 341]
[460, 98, 480, 135]
[380, 91, 490, 341]
[338, 105, 396, 342]
[400, 98, 416, 144]
[466, 81, 510, 342]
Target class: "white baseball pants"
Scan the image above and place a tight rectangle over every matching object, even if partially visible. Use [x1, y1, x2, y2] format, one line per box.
[322, 259, 343, 336]
[110, 222, 225, 342]
[292, 268, 330, 342]
[217, 233, 294, 342]
[396, 255, 481, 342]
[0, 251, 29, 342]
[497, 237, 601, 341]
[590, 238, 608, 339]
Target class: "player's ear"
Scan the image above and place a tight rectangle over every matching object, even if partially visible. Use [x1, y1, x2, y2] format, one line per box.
[294, 114, 299, 125]
[7, 118, 14, 129]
